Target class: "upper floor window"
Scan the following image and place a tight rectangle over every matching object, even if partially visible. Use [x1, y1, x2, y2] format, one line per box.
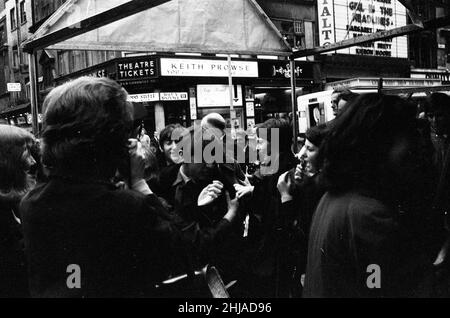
[272, 18, 306, 50]
[10, 8, 16, 30]
[20, 1, 26, 24]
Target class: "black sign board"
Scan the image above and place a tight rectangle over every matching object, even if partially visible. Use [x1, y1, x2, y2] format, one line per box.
[117, 57, 158, 81]
[258, 60, 314, 80]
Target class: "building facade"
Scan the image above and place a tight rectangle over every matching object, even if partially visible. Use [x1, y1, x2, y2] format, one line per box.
[0, 0, 33, 127]
[409, 0, 450, 83]
[0, 0, 447, 131]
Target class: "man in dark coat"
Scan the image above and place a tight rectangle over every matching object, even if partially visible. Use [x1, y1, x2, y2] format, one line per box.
[20, 77, 181, 298]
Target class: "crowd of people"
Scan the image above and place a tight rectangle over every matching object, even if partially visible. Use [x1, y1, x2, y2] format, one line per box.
[1, 76, 450, 298]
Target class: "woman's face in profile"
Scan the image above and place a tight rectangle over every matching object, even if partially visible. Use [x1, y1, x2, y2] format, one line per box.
[298, 139, 320, 171]
[21, 144, 37, 174]
[385, 129, 422, 191]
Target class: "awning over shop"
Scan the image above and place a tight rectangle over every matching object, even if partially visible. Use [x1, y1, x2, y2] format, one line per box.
[24, 0, 292, 56]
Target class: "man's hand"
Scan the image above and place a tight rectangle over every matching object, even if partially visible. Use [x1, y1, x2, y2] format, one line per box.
[234, 184, 254, 200]
[129, 139, 146, 184]
[198, 181, 224, 206]
[294, 163, 305, 181]
[277, 172, 293, 203]
[129, 139, 153, 195]
[223, 191, 239, 223]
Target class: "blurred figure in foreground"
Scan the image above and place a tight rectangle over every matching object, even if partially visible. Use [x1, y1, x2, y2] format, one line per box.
[20, 77, 180, 297]
[0, 125, 37, 297]
[304, 94, 444, 297]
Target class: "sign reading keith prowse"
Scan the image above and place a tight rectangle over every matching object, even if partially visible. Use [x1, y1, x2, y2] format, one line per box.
[160, 58, 258, 78]
[7, 83, 21, 92]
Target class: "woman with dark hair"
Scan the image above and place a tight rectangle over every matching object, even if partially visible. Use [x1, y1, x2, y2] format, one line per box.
[20, 77, 180, 298]
[277, 124, 328, 296]
[303, 93, 443, 298]
[0, 125, 36, 297]
[232, 118, 297, 297]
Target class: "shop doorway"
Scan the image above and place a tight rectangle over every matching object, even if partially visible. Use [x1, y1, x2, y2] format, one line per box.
[164, 101, 190, 127]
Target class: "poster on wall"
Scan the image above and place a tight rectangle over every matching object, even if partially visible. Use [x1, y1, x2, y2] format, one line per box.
[318, 0, 408, 58]
[190, 98, 198, 120]
[246, 102, 255, 117]
[197, 85, 243, 108]
[247, 118, 256, 130]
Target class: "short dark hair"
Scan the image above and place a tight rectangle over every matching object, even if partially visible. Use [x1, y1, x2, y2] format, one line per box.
[256, 118, 293, 153]
[428, 92, 450, 114]
[332, 87, 358, 102]
[158, 124, 185, 149]
[319, 93, 417, 193]
[305, 124, 328, 147]
[41, 77, 133, 179]
[0, 125, 36, 195]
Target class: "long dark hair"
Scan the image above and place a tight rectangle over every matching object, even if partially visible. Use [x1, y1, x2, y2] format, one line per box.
[0, 125, 36, 200]
[319, 93, 421, 199]
[41, 77, 133, 181]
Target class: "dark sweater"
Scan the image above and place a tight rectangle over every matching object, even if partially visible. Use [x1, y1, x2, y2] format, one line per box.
[20, 177, 180, 298]
[0, 195, 29, 297]
[304, 191, 436, 298]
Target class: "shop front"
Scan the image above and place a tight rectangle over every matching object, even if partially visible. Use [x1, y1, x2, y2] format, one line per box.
[53, 54, 318, 133]
[0, 103, 35, 132]
[254, 59, 318, 123]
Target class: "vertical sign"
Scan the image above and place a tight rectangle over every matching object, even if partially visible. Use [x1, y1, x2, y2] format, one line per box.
[189, 87, 197, 120]
[246, 102, 255, 117]
[318, 0, 335, 47]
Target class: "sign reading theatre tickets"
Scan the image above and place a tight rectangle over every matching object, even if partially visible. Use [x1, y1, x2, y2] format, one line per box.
[160, 58, 259, 77]
[318, 0, 408, 58]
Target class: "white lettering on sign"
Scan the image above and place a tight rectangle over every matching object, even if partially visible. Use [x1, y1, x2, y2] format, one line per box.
[318, 0, 335, 47]
[85, 69, 107, 78]
[7, 83, 21, 92]
[160, 92, 189, 101]
[118, 60, 156, 80]
[161, 58, 258, 78]
[127, 93, 159, 103]
[331, 0, 408, 58]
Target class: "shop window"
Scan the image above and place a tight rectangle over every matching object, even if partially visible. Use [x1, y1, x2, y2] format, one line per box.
[272, 18, 305, 50]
